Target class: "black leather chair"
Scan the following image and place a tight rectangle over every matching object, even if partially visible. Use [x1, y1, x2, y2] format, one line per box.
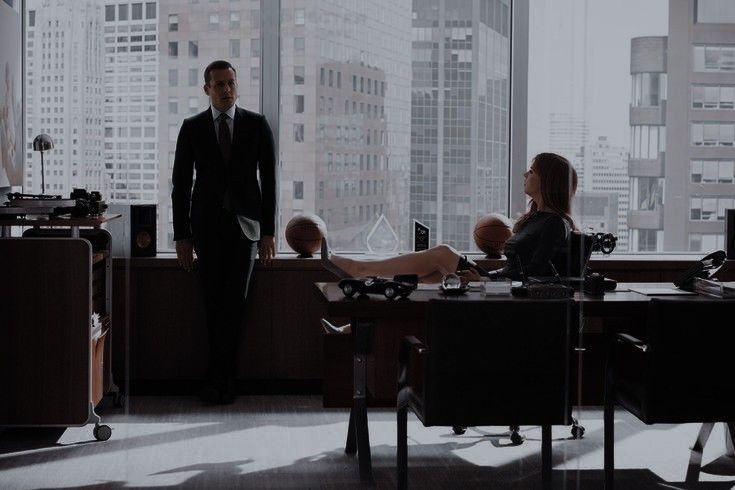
[563, 230, 595, 281]
[604, 298, 735, 489]
[397, 299, 576, 489]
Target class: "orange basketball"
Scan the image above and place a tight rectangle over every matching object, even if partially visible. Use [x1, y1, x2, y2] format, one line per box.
[473, 213, 513, 258]
[285, 213, 327, 258]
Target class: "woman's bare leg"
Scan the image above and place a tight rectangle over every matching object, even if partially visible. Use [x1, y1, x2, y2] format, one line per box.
[329, 245, 461, 281]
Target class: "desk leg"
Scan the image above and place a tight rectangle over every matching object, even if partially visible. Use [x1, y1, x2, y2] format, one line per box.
[349, 318, 372, 481]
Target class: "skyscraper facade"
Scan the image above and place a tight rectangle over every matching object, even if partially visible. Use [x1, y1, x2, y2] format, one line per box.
[279, 0, 412, 251]
[627, 36, 666, 252]
[24, 0, 105, 196]
[629, 0, 735, 253]
[578, 135, 630, 250]
[103, 1, 159, 205]
[665, 0, 735, 252]
[157, 0, 262, 249]
[411, 0, 510, 250]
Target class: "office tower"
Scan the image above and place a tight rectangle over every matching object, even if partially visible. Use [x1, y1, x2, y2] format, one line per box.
[549, 113, 589, 189]
[24, 0, 105, 196]
[665, 0, 735, 252]
[627, 36, 667, 252]
[577, 136, 630, 251]
[279, 1, 412, 251]
[629, 0, 735, 253]
[411, 0, 511, 250]
[157, 0, 261, 250]
[103, 1, 159, 205]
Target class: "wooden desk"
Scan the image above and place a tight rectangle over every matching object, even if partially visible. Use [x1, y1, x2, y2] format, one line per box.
[314, 282, 725, 481]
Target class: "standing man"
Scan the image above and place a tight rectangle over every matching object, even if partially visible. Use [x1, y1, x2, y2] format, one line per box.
[172, 60, 276, 404]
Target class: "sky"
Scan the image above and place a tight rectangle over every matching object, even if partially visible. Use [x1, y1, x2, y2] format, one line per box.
[527, 0, 669, 155]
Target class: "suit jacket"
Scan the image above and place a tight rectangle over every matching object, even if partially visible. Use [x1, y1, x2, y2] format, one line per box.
[171, 106, 276, 242]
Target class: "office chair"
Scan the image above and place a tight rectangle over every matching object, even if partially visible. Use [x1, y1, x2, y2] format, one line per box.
[397, 299, 576, 489]
[451, 230, 594, 444]
[604, 298, 735, 489]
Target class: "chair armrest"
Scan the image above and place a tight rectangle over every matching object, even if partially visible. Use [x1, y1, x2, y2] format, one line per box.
[616, 332, 648, 353]
[398, 336, 426, 389]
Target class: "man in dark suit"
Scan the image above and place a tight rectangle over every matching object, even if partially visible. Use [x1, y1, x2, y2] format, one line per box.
[171, 60, 276, 404]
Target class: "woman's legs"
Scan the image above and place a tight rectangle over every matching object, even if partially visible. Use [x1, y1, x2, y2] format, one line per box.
[325, 244, 462, 282]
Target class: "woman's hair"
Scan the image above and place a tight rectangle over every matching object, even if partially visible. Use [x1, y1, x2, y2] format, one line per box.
[513, 152, 578, 233]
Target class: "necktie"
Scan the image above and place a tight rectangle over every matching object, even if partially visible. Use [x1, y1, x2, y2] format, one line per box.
[218, 113, 231, 163]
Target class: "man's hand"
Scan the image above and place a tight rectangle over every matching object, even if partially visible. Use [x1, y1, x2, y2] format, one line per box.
[175, 239, 195, 272]
[258, 235, 276, 265]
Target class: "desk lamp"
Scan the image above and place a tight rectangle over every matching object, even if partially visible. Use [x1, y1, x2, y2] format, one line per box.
[32, 133, 54, 195]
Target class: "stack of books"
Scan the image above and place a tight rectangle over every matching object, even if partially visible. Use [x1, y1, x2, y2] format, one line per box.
[693, 277, 735, 298]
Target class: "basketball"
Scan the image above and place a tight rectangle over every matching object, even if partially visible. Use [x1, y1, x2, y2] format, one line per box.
[473, 213, 513, 258]
[285, 213, 327, 258]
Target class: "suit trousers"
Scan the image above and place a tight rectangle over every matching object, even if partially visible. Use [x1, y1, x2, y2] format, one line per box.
[193, 208, 257, 384]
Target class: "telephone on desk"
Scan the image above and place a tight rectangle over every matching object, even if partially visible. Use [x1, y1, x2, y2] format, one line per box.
[673, 250, 727, 292]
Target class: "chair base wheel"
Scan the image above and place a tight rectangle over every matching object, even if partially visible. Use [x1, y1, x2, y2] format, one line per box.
[452, 426, 466, 435]
[93, 424, 112, 441]
[510, 429, 524, 445]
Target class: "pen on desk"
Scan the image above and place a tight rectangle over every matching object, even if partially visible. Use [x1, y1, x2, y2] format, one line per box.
[548, 260, 561, 283]
[515, 255, 527, 285]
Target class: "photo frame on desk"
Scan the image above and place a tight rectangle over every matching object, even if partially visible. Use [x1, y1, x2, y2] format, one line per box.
[413, 219, 430, 252]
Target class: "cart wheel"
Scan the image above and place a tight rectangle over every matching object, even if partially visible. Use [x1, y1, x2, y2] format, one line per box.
[113, 392, 125, 408]
[93, 424, 112, 441]
[341, 283, 355, 297]
[571, 424, 585, 439]
[384, 287, 397, 299]
[452, 426, 466, 435]
[510, 430, 524, 445]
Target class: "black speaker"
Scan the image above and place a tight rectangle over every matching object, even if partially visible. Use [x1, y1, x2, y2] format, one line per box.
[106, 204, 157, 257]
[726, 208, 735, 259]
[130, 204, 156, 257]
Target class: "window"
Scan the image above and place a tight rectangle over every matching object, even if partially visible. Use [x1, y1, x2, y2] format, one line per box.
[105, 5, 115, 22]
[697, 0, 735, 23]
[132, 3, 143, 20]
[229, 39, 240, 58]
[145, 2, 156, 19]
[118, 4, 128, 21]
[250, 38, 260, 57]
[294, 37, 305, 55]
[230, 11, 240, 29]
[691, 123, 735, 146]
[294, 124, 304, 142]
[209, 14, 219, 29]
[168, 69, 178, 86]
[188, 41, 198, 58]
[168, 97, 178, 114]
[293, 181, 304, 199]
[168, 42, 178, 58]
[294, 66, 305, 85]
[294, 95, 304, 114]
[188, 68, 198, 87]
[694, 45, 735, 72]
[294, 8, 305, 25]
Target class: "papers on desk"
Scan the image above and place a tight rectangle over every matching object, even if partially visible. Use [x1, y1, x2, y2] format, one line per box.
[693, 278, 735, 298]
[629, 286, 697, 296]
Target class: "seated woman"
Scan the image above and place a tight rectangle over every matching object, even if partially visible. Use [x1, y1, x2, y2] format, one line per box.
[321, 152, 578, 283]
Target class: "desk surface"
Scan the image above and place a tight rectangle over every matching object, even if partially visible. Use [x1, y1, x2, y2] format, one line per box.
[0, 213, 121, 227]
[314, 282, 710, 318]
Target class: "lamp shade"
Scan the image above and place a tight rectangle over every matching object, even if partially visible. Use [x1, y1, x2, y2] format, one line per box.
[32, 133, 54, 152]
